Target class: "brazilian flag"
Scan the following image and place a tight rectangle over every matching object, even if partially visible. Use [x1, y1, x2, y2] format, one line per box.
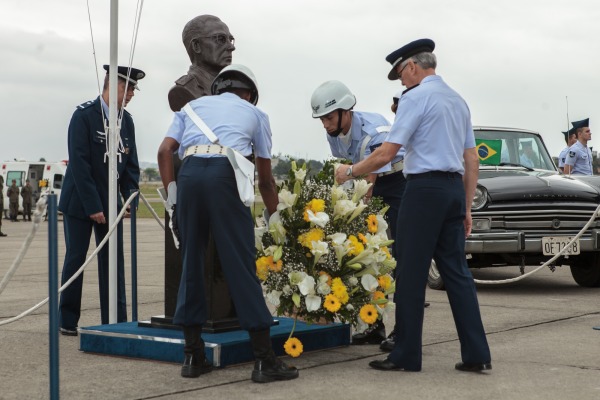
[475, 139, 502, 165]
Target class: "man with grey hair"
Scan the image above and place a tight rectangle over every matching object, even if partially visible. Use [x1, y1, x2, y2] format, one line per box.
[168, 15, 235, 112]
[335, 38, 491, 373]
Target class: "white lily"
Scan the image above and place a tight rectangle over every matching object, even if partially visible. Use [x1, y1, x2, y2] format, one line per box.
[347, 200, 368, 223]
[268, 211, 287, 245]
[277, 189, 297, 212]
[305, 294, 321, 312]
[288, 271, 307, 286]
[307, 210, 330, 228]
[376, 214, 389, 235]
[352, 180, 372, 203]
[298, 275, 316, 295]
[294, 168, 307, 182]
[333, 199, 357, 220]
[266, 290, 282, 306]
[327, 232, 347, 245]
[254, 226, 266, 251]
[361, 274, 379, 292]
[310, 240, 330, 266]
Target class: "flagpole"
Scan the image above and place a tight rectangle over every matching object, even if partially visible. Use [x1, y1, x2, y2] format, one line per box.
[108, 0, 119, 324]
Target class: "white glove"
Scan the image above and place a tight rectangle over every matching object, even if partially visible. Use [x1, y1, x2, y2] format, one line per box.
[167, 181, 177, 207]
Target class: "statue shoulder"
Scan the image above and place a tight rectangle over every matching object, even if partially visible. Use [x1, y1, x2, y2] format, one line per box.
[175, 74, 194, 86]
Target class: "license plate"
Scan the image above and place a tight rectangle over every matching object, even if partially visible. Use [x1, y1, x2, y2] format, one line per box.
[542, 236, 580, 256]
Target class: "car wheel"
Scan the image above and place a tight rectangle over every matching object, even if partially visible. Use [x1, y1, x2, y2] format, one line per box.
[428, 259, 445, 290]
[570, 253, 600, 287]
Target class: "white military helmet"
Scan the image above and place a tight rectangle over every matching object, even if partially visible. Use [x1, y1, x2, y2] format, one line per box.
[211, 64, 259, 105]
[310, 80, 357, 118]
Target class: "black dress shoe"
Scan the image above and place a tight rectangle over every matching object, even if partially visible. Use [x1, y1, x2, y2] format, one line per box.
[424, 302, 430, 307]
[455, 361, 492, 372]
[251, 357, 299, 383]
[379, 330, 395, 352]
[0, 232, 7, 237]
[181, 354, 213, 378]
[59, 327, 78, 336]
[369, 358, 404, 371]
[352, 320, 385, 345]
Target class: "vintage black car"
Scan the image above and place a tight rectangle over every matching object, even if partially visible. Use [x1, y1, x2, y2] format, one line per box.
[428, 126, 600, 289]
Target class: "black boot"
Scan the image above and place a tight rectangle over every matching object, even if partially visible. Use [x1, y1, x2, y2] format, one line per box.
[351, 320, 386, 345]
[249, 329, 299, 383]
[181, 326, 212, 378]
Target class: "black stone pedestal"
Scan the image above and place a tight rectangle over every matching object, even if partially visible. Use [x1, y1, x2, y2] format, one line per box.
[139, 211, 241, 333]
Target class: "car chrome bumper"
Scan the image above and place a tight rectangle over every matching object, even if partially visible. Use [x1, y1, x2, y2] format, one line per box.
[466, 230, 600, 253]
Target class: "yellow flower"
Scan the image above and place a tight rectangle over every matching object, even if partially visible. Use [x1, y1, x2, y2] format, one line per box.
[372, 291, 386, 308]
[336, 290, 349, 305]
[377, 275, 392, 291]
[366, 215, 378, 233]
[303, 198, 326, 222]
[268, 257, 283, 272]
[348, 235, 364, 256]
[380, 246, 391, 259]
[284, 337, 304, 357]
[359, 304, 378, 324]
[298, 228, 325, 249]
[324, 294, 342, 312]
[256, 263, 268, 281]
[358, 232, 368, 244]
[331, 278, 349, 304]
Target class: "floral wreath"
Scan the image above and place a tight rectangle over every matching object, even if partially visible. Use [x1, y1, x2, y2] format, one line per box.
[255, 161, 396, 357]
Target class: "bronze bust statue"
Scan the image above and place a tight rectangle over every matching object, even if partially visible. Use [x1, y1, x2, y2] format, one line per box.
[168, 15, 235, 111]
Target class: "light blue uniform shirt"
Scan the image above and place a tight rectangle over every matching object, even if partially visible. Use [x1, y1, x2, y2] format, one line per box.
[564, 141, 593, 175]
[558, 147, 569, 169]
[326, 111, 405, 174]
[387, 75, 475, 175]
[165, 92, 273, 160]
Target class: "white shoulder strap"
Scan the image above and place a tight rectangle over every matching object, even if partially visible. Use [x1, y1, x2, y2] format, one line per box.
[359, 125, 392, 160]
[182, 104, 219, 144]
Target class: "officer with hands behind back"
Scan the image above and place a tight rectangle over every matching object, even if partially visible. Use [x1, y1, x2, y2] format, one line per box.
[564, 118, 593, 175]
[157, 64, 299, 383]
[335, 38, 491, 373]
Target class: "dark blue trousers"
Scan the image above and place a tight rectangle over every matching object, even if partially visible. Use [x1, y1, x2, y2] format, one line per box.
[59, 213, 127, 329]
[388, 173, 491, 370]
[173, 156, 273, 331]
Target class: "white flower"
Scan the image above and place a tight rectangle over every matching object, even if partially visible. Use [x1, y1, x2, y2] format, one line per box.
[376, 214, 389, 235]
[347, 200, 368, 223]
[294, 168, 307, 182]
[327, 232, 347, 245]
[307, 210, 330, 228]
[289, 271, 307, 286]
[333, 199, 357, 219]
[305, 294, 321, 312]
[316, 281, 331, 295]
[310, 240, 330, 265]
[282, 285, 292, 295]
[298, 275, 316, 295]
[352, 180, 372, 203]
[254, 226, 266, 251]
[361, 274, 379, 292]
[355, 318, 368, 334]
[348, 276, 358, 286]
[266, 290, 282, 306]
[331, 185, 348, 202]
[263, 245, 278, 257]
[268, 211, 287, 244]
[345, 303, 355, 312]
[277, 189, 297, 212]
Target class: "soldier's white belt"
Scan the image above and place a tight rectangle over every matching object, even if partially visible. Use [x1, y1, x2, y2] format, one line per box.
[183, 144, 229, 158]
[378, 160, 404, 177]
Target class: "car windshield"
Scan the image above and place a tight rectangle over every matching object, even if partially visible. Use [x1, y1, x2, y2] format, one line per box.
[475, 129, 556, 171]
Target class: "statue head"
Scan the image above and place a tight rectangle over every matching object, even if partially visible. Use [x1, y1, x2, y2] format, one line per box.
[182, 15, 235, 75]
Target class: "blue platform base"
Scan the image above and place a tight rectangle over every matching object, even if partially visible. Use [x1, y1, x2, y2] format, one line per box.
[79, 317, 350, 367]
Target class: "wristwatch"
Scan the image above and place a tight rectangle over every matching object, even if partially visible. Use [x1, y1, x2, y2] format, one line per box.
[346, 166, 353, 177]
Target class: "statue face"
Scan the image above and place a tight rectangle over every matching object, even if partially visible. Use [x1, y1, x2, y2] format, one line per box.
[194, 19, 235, 70]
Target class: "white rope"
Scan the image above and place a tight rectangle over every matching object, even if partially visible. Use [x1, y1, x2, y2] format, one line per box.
[139, 192, 165, 230]
[0, 195, 48, 296]
[473, 203, 600, 284]
[0, 192, 138, 327]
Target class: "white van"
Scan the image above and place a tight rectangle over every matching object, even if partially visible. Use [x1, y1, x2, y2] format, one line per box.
[1, 161, 67, 218]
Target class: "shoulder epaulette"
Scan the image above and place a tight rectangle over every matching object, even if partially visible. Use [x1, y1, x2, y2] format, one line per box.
[77, 100, 95, 110]
[175, 74, 194, 86]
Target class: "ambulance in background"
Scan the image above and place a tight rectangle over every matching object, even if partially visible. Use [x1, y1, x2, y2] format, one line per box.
[1, 160, 67, 218]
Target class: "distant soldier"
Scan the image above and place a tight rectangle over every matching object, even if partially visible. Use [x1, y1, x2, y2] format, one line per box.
[558, 128, 577, 172]
[564, 118, 593, 175]
[21, 180, 32, 221]
[7, 179, 20, 222]
[0, 177, 6, 236]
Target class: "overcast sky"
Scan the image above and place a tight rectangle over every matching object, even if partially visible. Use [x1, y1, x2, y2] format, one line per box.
[1, 0, 599, 165]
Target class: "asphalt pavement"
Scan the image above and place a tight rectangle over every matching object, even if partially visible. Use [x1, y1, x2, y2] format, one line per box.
[1, 217, 599, 400]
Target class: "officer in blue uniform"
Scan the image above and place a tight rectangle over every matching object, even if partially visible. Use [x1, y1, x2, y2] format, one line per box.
[310, 81, 410, 346]
[564, 118, 593, 175]
[58, 65, 144, 335]
[157, 64, 299, 383]
[558, 127, 577, 172]
[336, 39, 491, 373]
